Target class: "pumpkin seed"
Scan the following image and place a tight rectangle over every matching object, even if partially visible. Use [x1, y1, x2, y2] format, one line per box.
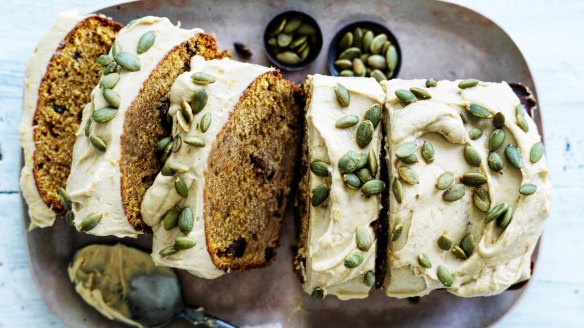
[466, 103, 493, 119]
[102, 88, 121, 108]
[451, 245, 467, 259]
[168, 162, 189, 173]
[311, 185, 330, 207]
[364, 104, 382, 128]
[437, 265, 454, 287]
[353, 58, 366, 77]
[84, 118, 93, 137]
[401, 153, 418, 164]
[398, 166, 419, 185]
[96, 55, 113, 66]
[311, 287, 325, 301]
[340, 70, 354, 77]
[425, 78, 438, 87]
[371, 69, 387, 82]
[100, 73, 120, 89]
[367, 54, 387, 70]
[497, 207, 513, 229]
[338, 31, 353, 50]
[159, 246, 178, 257]
[488, 152, 504, 172]
[461, 172, 487, 187]
[464, 146, 481, 167]
[178, 206, 194, 234]
[485, 203, 508, 223]
[191, 72, 215, 85]
[356, 226, 373, 251]
[381, 41, 391, 56]
[112, 40, 122, 56]
[362, 31, 374, 51]
[460, 233, 475, 257]
[162, 207, 180, 230]
[493, 112, 505, 129]
[283, 16, 302, 33]
[338, 151, 361, 173]
[335, 83, 350, 107]
[353, 27, 363, 49]
[137, 30, 156, 54]
[410, 87, 432, 100]
[343, 174, 362, 190]
[369, 33, 387, 54]
[200, 113, 212, 133]
[436, 172, 454, 190]
[91, 107, 118, 123]
[438, 235, 453, 250]
[181, 100, 193, 123]
[161, 166, 176, 176]
[344, 251, 364, 268]
[489, 129, 505, 151]
[458, 79, 479, 89]
[269, 18, 286, 36]
[530, 142, 544, 163]
[386, 45, 398, 73]
[174, 236, 196, 250]
[368, 149, 378, 176]
[418, 253, 432, 269]
[114, 52, 141, 71]
[80, 213, 102, 232]
[267, 37, 277, 47]
[65, 210, 74, 225]
[422, 141, 435, 163]
[469, 128, 483, 140]
[156, 136, 172, 153]
[391, 223, 403, 242]
[334, 59, 353, 70]
[473, 187, 491, 212]
[191, 89, 208, 114]
[309, 160, 330, 177]
[364, 271, 375, 287]
[290, 36, 308, 49]
[183, 136, 205, 148]
[89, 135, 107, 152]
[391, 177, 403, 203]
[176, 111, 190, 132]
[358, 152, 369, 170]
[361, 179, 386, 196]
[460, 112, 469, 124]
[519, 183, 537, 195]
[276, 33, 292, 47]
[395, 142, 417, 158]
[175, 178, 188, 198]
[160, 141, 173, 163]
[335, 115, 359, 129]
[339, 47, 361, 61]
[516, 104, 529, 132]
[356, 120, 374, 148]
[395, 89, 417, 104]
[357, 168, 372, 183]
[443, 183, 465, 202]
[505, 144, 522, 169]
[103, 61, 117, 75]
[297, 22, 316, 35]
[57, 187, 71, 211]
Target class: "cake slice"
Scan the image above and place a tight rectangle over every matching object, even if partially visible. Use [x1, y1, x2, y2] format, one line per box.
[19, 11, 122, 229]
[294, 75, 386, 300]
[66, 17, 226, 237]
[141, 56, 302, 278]
[382, 79, 551, 297]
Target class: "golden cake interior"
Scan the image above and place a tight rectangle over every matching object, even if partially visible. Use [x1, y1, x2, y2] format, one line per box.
[204, 71, 303, 270]
[32, 16, 122, 216]
[120, 34, 227, 232]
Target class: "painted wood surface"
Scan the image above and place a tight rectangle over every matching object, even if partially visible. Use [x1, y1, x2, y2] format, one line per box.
[0, 0, 582, 326]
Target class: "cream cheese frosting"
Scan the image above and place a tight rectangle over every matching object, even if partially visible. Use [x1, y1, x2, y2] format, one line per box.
[19, 11, 85, 230]
[302, 75, 385, 300]
[68, 243, 176, 328]
[141, 56, 272, 278]
[382, 79, 551, 297]
[66, 17, 204, 238]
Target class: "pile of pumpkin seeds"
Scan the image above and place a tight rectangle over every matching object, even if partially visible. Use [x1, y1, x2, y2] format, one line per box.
[333, 27, 398, 82]
[266, 14, 318, 66]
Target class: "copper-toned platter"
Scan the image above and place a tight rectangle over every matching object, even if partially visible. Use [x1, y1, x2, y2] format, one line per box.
[24, 0, 541, 327]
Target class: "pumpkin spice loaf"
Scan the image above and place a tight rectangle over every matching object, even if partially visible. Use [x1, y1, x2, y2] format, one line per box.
[66, 17, 226, 238]
[141, 56, 302, 278]
[19, 11, 122, 229]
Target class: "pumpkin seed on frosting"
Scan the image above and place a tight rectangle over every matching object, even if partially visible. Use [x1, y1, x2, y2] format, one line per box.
[163, 207, 180, 230]
[191, 72, 215, 85]
[361, 179, 386, 196]
[96, 54, 113, 66]
[437, 265, 454, 287]
[364, 104, 382, 128]
[364, 271, 376, 287]
[458, 79, 479, 89]
[200, 112, 212, 133]
[466, 103, 493, 119]
[57, 187, 72, 211]
[311, 287, 325, 301]
[464, 145, 481, 167]
[398, 166, 419, 185]
[191, 89, 208, 114]
[391, 223, 403, 242]
[178, 206, 194, 234]
[175, 178, 188, 198]
[344, 251, 364, 268]
[159, 245, 178, 257]
[451, 245, 467, 259]
[395, 142, 417, 159]
[395, 89, 416, 104]
[100, 72, 120, 89]
[493, 112, 505, 129]
[437, 235, 453, 251]
[443, 183, 465, 202]
[114, 52, 141, 72]
[418, 253, 432, 269]
[489, 129, 505, 151]
[460, 233, 475, 257]
[184, 136, 205, 147]
[505, 144, 522, 169]
[80, 213, 102, 232]
[516, 104, 529, 132]
[103, 88, 121, 108]
[473, 187, 491, 212]
[309, 160, 330, 177]
[174, 236, 196, 250]
[311, 184, 330, 207]
[335, 115, 359, 129]
[410, 87, 431, 100]
[519, 183, 537, 195]
[343, 174, 362, 190]
[89, 135, 107, 152]
[355, 226, 373, 251]
[356, 120, 374, 148]
[137, 30, 156, 54]
[436, 172, 454, 190]
[530, 142, 544, 163]
[422, 141, 435, 163]
[84, 118, 93, 137]
[460, 172, 487, 187]
[484, 203, 508, 224]
[335, 83, 350, 107]
[368, 149, 378, 176]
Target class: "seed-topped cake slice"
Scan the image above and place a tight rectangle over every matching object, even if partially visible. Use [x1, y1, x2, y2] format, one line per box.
[141, 56, 302, 277]
[66, 17, 226, 237]
[295, 75, 386, 300]
[19, 11, 122, 229]
[382, 79, 551, 297]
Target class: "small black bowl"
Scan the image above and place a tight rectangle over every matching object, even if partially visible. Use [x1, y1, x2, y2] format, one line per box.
[328, 21, 402, 79]
[264, 11, 323, 71]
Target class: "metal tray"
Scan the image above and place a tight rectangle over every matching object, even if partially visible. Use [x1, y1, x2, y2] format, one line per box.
[24, 0, 541, 327]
